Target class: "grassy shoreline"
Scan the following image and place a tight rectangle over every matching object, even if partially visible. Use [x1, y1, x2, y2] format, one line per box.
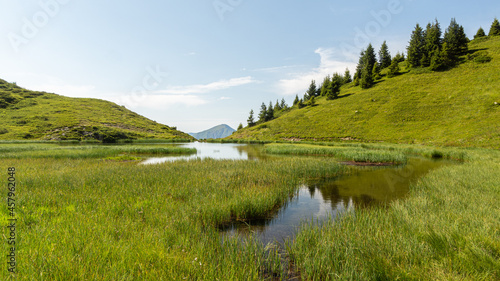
[289, 148, 500, 280]
[1, 144, 351, 280]
[1, 143, 498, 280]
[0, 143, 197, 159]
[264, 143, 409, 164]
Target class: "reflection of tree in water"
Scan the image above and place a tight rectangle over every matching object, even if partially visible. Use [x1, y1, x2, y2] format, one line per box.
[305, 180, 379, 211]
[223, 158, 451, 244]
[307, 184, 316, 197]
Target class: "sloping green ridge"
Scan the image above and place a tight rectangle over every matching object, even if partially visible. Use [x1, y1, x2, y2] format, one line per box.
[0, 81, 193, 141]
[229, 37, 500, 148]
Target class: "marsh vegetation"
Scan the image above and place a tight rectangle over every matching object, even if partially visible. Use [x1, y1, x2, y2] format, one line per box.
[1, 142, 498, 280]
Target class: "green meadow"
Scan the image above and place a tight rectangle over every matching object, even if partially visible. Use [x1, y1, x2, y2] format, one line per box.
[1, 143, 349, 280]
[1, 142, 498, 280]
[289, 148, 500, 280]
[0, 143, 196, 160]
[1, 12, 499, 281]
[229, 37, 500, 148]
[0, 79, 193, 142]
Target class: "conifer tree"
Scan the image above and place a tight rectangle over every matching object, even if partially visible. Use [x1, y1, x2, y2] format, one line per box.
[422, 20, 442, 67]
[438, 42, 454, 68]
[353, 76, 360, 86]
[458, 26, 469, 49]
[343, 68, 352, 84]
[297, 99, 305, 108]
[354, 49, 366, 82]
[400, 53, 406, 62]
[429, 48, 444, 71]
[280, 98, 287, 109]
[364, 44, 377, 73]
[237, 123, 243, 130]
[274, 99, 281, 111]
[360, 66, 374, 89]
[308, 95, 316, 106]
[320, 75, 331, 96]
[258, 103, 267, 123]
[293, 95, 299, 106]
[332, 73, 344, 86]
[305, 80, 317, 100]
[407, 24, 425, 68]
[474, 27, 486, 39]
[266, 102, 274, 121]
[372, 63, 381, 80]
[359, 44, 376, 89]
[387, 57, 400, 78]
[327, 78, 341, 100]
[247, 109, 256, 127]
[489, 18, 500, 36]
[378, 41, 392, 69]
[443, 18, 468, 60]
[394, 52, 405, 63]
[315, 86, 321, 97]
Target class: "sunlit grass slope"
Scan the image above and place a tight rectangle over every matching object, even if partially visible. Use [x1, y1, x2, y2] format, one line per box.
[0, 80, 193, 141]
[229, 37, 500, 148]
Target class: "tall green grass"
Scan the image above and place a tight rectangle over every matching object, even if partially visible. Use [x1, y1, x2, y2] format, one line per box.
[265, 143, 408, 164]
[264, 142, 470, 163]
[1, 153, 348, 280]
[289, 150, 500, 280]
[1, 143, 495, 280]
[0, 143, 196, 159]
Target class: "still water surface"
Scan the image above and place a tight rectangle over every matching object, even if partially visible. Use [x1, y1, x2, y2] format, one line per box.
[141, 142, 263, 164]
[223, 157, 452, 244]
[141, 143, 452, 244]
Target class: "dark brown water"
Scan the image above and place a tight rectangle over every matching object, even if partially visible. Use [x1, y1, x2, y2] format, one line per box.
[223, 157, 452, 244]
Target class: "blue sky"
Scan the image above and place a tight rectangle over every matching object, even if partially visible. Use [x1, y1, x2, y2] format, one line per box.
[1, 0, 498, 133]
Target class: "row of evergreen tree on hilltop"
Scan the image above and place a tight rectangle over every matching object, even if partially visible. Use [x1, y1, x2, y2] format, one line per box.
[245, 98, 289, 128]
[240, 18, 500, 129]
[357, 17, 499, 89]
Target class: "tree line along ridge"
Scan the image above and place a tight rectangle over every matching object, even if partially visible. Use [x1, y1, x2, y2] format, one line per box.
[240, 17, 499, 130]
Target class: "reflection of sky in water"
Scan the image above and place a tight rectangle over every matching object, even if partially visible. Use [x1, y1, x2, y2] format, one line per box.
[141, 142, 255, 164]
[140, 143, 452, 245]
[224, 186, 355, 245]
[224, 158, 451, 245]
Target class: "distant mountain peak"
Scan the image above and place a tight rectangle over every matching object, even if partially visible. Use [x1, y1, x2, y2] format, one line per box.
[189, 124, 235, 140]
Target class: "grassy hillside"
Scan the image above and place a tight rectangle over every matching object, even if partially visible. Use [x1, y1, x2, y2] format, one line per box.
[229, 37, 500, 148]
[0, 80, 193, 142]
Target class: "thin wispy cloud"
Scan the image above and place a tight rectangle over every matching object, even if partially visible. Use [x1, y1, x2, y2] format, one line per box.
[156, 76, 257, 95]
[276, 48, 357, 96]
[253, 65, 302, 73]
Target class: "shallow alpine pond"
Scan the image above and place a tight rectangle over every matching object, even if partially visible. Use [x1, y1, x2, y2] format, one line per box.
[222, 157, 453, 244]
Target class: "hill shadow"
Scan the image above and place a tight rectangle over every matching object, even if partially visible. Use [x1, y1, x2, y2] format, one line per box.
[336, 93, 353, 100]
[467, 48, 488, 54]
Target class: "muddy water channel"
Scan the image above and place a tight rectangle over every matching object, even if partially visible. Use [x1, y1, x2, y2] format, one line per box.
[223, 157, 452, 245]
